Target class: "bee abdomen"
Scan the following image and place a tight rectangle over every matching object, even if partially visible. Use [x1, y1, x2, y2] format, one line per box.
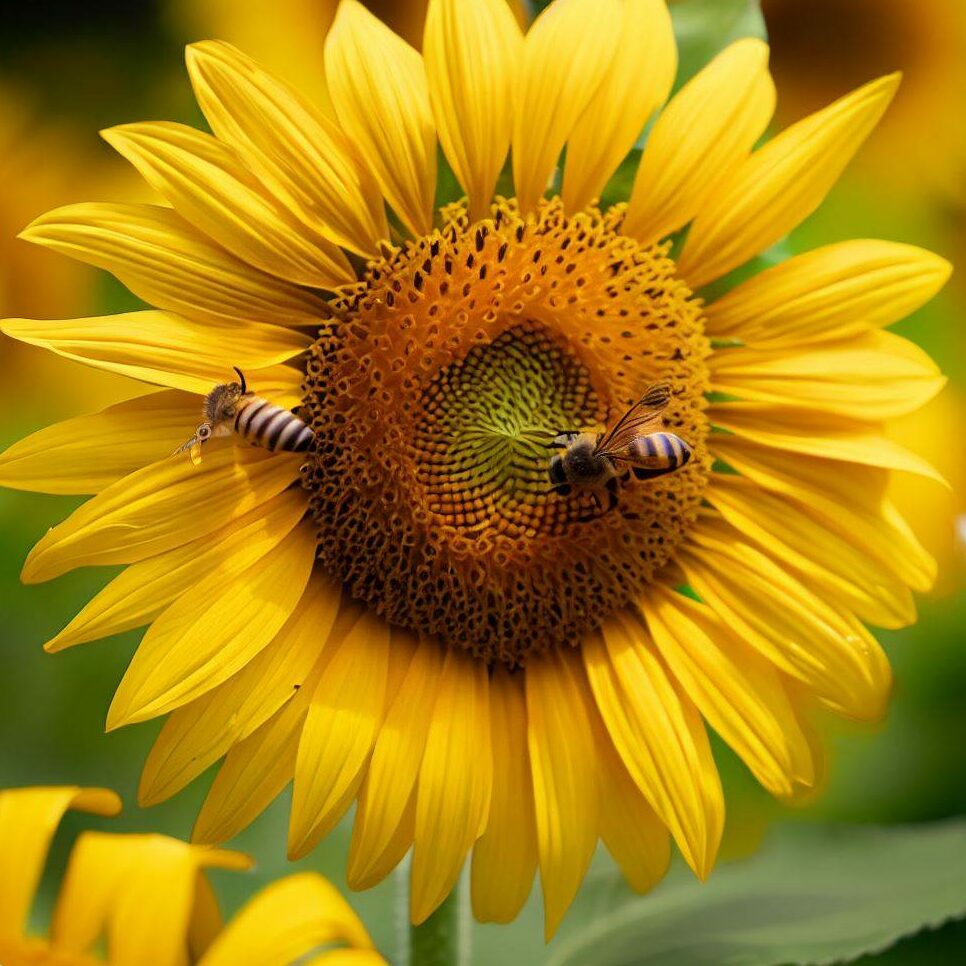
[235, 396, 314, 453]
[629, 432, 692, 476]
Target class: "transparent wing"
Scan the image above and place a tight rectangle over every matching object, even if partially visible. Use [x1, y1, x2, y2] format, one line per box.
[594, 384, 671, 457]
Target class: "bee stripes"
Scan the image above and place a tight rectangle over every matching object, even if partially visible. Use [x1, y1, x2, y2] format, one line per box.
[627, 431, 692, 479]
[235, 397, 314, 453]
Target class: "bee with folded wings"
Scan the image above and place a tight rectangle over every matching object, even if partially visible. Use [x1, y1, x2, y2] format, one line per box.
[175, 367, 314, 465]
[548, 383, 692, 519]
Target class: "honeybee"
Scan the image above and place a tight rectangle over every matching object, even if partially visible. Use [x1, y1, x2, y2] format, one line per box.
[175, 367, 314, 465]
[548, 384, 692, 516]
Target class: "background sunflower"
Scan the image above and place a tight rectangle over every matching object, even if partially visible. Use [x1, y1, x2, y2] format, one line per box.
[0, 2, 964, 964]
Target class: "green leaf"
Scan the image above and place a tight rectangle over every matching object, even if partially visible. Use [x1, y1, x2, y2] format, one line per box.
[549, 820, 966, 966]
[671, 0, 767, 88]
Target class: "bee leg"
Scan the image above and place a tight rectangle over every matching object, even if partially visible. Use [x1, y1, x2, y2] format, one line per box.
[548, 484, 573, 497]
[605, 476, 620, 512]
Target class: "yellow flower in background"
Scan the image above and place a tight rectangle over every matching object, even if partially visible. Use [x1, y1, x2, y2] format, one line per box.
[762, 0, 966, 200]
[0, 785, 384, 966]
[0, 0, 951, 940]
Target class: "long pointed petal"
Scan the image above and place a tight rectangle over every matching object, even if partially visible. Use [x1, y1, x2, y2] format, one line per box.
[325, 0, 436, 237]
[187, 40, 388, 256]
[679, 74, 900, 287]
[512, 0, 622, 214]
[563, 0, 676, 211]
[102, 122, 354, 288]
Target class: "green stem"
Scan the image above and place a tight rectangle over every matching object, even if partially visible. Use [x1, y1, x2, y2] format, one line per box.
[409, 885, 462, 966]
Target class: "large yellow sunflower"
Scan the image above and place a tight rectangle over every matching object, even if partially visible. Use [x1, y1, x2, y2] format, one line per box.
[0, 784, 383, 966]
[0, 0, 951, 940]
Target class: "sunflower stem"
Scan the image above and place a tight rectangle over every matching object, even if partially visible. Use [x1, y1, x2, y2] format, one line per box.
[409, 885, 462, 966]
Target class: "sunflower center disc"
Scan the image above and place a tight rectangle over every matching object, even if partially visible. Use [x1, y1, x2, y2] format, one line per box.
[302, 200, 711, 667]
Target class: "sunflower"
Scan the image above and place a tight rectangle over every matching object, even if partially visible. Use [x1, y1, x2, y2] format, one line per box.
[0, 0, 951, 940]
[0, 784, 383, 966]
[761, 0, 966, 201]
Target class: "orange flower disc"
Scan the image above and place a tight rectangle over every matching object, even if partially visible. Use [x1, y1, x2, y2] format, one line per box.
[302, 199, 711, 666]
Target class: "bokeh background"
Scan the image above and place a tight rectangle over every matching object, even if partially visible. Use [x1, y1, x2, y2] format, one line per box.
[1, 1, 964, 962]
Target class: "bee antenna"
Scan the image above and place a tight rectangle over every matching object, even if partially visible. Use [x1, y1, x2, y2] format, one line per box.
[232, 366, 248, 394]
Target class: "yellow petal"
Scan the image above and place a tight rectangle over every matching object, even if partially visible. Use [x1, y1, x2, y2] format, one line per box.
[584, 621, 723, 881]
[0, 390, 197, 496]
[192, 691, 307, 845]
[470, 669, 538, 924]
[47, 489, 308, 652]
[710, 331, 946, 421]
[107, 520, 315, 727]
[679, 74, 900, 288]
[348, 637, 443, 891]
[0, 310, 307, 394]
[289, 611, 391, 859]
[187, 40, 388, 257]
[596, 726, 670, 894]
[200, 873, 374, 966]
[680, 516, 893, 721]
[411, 651, 491, 925]
[563, 0, 676, 211]
[423, 0, 522, 220]
[707, 474, 917, 628]
[704, 240, 952, 346]
[21, 202, 333, 328]
[22, 445, 300, 583]
[525, 649, 599, 941]
[642, 586, 814, 797]
[303, 952, 387, 966]
[325, 0, 436, 237]
[102, 122, 354, 288]
[0, 786, 121, 939]
[512, 0, 623, 215]
[188, 873, 223, 962]
[139, 574, 341, 805]
[52, 832, 248, 963]
[623, 38, 774, 246]
[711, 434, 936, 593]
[709, 403, 946, 485]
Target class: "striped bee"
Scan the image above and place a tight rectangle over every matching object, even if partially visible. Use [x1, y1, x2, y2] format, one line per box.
[175, 367, 314, 465]
[548, 383, 692, 518]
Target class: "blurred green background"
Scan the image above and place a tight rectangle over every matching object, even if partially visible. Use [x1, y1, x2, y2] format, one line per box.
[1, 1, 964, 963]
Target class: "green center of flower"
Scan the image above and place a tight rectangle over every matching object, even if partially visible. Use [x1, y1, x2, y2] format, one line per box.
[301, 199, 710, 667]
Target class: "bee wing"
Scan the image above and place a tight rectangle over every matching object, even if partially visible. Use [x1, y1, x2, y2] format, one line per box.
[594, 384, 670, 457]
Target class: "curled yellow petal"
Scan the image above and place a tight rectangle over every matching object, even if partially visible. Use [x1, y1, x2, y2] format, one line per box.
[0, 786, 121, 939]
[679, 73, 901, 288]
[705, 240, 952, 346]
[424, 0, 522, 220]
[563, 0, 677, 212]
[512, 0, 623, 215]
[201, 873, 375, 966]
[623, 38, 774, 246]
[325, 0, 436, 237]
[102, 121, 354, 288]
[186, 40, 388, 256]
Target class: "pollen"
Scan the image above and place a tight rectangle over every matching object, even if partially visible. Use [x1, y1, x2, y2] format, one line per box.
[301, 199, 711, 667]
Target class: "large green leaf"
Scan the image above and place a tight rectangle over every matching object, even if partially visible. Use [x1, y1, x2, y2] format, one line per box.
[548, 821, 966, 966]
